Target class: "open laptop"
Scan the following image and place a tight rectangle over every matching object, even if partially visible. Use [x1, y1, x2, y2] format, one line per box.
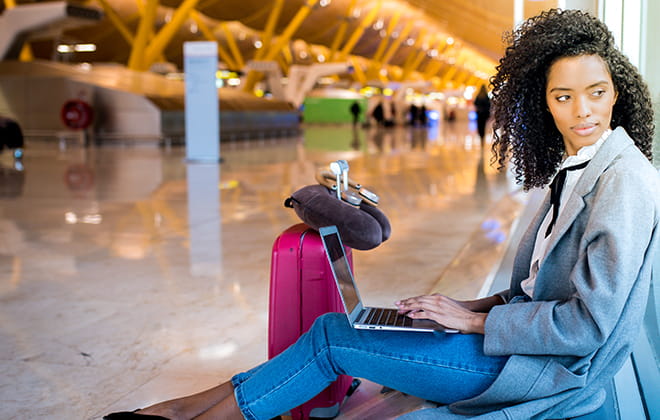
[319, 225, 458, 333]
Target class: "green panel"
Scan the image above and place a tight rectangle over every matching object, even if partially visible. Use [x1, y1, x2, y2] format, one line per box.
[302, 125, 366, 151]
[302, 97, 367, 124]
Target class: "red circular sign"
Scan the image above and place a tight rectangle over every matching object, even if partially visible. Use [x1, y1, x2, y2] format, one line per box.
[61, 100, 94, 130]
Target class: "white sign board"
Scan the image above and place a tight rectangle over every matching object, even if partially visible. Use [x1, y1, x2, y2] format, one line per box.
[184, 41, 219, 162]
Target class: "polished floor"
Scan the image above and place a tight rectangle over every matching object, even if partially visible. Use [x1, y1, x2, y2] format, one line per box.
[0, 121, 526, 419]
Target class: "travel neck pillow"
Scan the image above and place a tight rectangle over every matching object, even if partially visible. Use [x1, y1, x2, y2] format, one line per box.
[285, 184, 391, 250]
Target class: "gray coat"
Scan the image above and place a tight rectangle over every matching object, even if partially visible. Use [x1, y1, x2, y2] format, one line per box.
[401, 127, 660, 419]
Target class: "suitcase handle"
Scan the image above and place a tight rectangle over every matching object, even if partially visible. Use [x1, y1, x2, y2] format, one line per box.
[284, 197, 298, 208]
[315, 169, 379, 207]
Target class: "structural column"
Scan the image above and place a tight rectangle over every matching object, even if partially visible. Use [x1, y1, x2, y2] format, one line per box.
[562, 0, 659, 167]
[595, 0, 659, 167]
[638, 0, 660, 167]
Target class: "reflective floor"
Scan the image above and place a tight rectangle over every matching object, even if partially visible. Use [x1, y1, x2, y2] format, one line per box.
[0, 121, 525, 419]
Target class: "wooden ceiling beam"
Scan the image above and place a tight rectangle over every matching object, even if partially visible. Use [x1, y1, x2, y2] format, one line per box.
[399, 29, 428, 81]
[96, 0, 135, 45]
[143, 0, 202, 69]
[128, 0, 158, 70]
[254, 0, 284, 60]
[221, 22, 245, 69]
[337, 0, 382, 60]
[349, 57, 367, 85]
[191, 11, 237, 69]
[365, 9, 403, 81]
[243, 0, 319, 92]
[242, 0, 286, 89]
[263, 0, 319, 62]
[380, 20, 413, 66]
[328, 0, 358, 62]
[372, 11, 400, 63]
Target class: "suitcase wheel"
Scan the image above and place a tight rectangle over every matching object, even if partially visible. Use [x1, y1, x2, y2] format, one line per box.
[346, 378, 361, 397]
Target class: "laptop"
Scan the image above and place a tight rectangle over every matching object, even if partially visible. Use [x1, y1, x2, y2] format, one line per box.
[319, 225, 458, 333]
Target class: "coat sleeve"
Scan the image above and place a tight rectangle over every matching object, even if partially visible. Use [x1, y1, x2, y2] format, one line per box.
[483, 164, 659, 357]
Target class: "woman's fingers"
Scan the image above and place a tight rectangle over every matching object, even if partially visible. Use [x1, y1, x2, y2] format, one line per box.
[394, 294, 487, 334]
[395, 294, 454, 312]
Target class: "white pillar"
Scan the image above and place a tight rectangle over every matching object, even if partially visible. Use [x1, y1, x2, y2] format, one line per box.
[558, 0, 597, 12]
[598, 0, 659, 167]
[562, 0, 658, 167]
[640, 0, 660, 167]
[184, 41, 220, 163]
[514, 0, 524, 28]
[598, 0, 644, 68]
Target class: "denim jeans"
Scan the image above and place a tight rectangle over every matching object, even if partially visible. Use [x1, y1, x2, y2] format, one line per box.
[232, 313, 508, 420]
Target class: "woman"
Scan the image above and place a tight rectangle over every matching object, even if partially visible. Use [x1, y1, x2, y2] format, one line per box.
[105, 9, 659, 420]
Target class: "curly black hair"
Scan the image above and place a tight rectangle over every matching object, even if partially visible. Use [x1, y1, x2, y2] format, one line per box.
[490, 8, 654, 190]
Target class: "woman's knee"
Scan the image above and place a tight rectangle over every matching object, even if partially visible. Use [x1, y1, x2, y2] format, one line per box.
[307, 313, 358, 376]
[311, 312, 350, 334]
[307, 313, 354, 348]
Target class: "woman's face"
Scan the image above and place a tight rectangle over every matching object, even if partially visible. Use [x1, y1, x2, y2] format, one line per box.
[545, 54, 618, 156]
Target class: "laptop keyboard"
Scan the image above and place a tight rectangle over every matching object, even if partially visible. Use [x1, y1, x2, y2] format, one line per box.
[362, 308, 413, 327]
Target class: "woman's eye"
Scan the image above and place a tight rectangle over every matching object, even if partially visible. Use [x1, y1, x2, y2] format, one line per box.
[556, 95, 570, 102]
[592, 89, 606, 97]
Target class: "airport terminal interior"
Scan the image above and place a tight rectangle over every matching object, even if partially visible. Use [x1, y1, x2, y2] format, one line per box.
[0, 0, 658, 419]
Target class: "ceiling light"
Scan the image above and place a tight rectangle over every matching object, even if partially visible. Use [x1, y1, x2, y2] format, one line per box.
[74, 44, 96, 52]
[57, 45, 73, 53]
[57, 43, 97, 53]
[464, 86, 476, 100]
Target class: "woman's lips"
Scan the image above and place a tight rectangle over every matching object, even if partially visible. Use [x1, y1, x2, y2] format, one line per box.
[572, 123, 598, 136]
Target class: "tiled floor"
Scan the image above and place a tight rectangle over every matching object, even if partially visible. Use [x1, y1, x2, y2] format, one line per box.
[0, 121, 523, 419]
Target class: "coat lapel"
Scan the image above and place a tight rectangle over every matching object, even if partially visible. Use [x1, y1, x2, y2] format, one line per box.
[511, 193, 551, 286]
[540, 127, 634, 260]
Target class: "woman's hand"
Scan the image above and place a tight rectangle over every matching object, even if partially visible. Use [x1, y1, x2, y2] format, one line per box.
[395, 294, 488, 334]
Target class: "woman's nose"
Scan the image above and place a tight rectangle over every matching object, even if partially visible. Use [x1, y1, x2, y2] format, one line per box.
[575, 96, 592, 118]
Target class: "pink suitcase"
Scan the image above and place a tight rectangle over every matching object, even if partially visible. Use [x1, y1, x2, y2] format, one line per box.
[268, 223, 359, 419]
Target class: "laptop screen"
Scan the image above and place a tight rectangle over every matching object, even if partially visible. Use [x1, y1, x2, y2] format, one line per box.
[323, 231, 360, 313]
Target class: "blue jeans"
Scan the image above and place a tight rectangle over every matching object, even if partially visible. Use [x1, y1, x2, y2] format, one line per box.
[232, 313, 508, 420]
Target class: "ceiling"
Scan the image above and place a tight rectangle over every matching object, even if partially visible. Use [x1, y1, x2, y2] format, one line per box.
[3, 0, 559, 90]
